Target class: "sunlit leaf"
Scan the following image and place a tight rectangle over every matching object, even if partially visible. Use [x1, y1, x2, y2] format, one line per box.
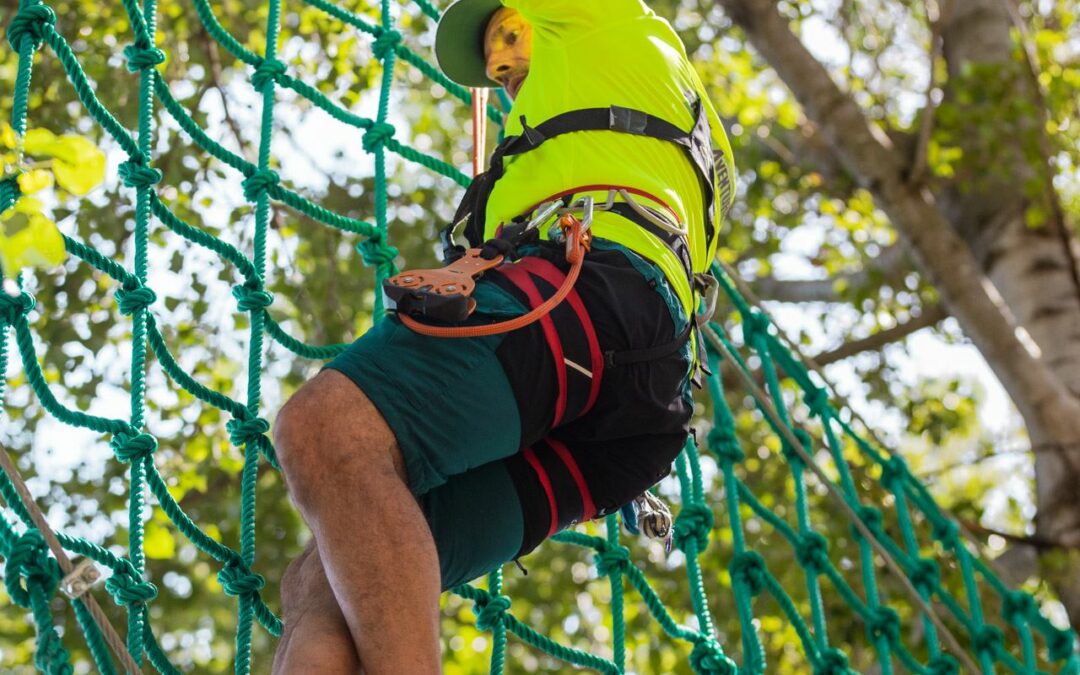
[0, 197, 66, 275]
[24, 129, 107, 195]
[16, 169, 53, 195]
[0, 124, 17, 150]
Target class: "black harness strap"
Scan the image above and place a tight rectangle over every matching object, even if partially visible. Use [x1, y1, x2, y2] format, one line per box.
[604, 320, 693, 368]
[605, 202, 694, 289]
[451, 99, 721, 253]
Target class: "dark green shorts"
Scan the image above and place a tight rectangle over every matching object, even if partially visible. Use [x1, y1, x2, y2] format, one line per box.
[326, 241, 693, 590]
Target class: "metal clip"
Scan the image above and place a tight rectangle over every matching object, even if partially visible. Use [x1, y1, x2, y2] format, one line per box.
[549, 195, 594, 242]
[525, 200, 564, 234]
[694, 272, 719, 327]
[594, 189, 688, 237]
[61, 558, 101, 599]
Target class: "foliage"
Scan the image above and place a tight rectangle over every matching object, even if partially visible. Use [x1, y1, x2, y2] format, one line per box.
[0, 0, 1076, 672]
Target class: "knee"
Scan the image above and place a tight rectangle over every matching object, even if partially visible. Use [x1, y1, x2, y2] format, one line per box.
[273, 373, 346, 497]
[273, 371, 401, 500]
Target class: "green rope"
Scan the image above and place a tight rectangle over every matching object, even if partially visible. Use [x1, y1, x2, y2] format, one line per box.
[0, 0, 1076, 673]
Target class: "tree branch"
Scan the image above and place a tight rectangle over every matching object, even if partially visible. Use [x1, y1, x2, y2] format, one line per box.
[812, 303, 948, 366]
[908, 0, 950, 186]
[960, 519, 1078, 551]
[715, 0, 1080, 449]
[200, 22, 251, 163]
[751, 244, 909, 303]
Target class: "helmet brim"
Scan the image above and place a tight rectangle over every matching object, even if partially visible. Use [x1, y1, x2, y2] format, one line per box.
[435, 0, 504, 88]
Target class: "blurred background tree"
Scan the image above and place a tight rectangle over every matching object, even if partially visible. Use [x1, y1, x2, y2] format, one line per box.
[0, 0, 1077, 672]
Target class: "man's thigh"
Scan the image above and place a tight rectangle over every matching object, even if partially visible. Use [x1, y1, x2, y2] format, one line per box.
[322, 280, 528, 497]
[323, 241, 690, 586]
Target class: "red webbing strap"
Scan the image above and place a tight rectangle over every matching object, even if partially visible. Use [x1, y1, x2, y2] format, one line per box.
[498, 263, 568, 427]
[523, 447, 559, 538]
[546, 437, 596, 521]
[518, 257, 604, 416]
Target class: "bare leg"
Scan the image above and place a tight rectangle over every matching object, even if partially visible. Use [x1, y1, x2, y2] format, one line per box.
[272, 541, 360, 674]
[274, 370, 442, 674]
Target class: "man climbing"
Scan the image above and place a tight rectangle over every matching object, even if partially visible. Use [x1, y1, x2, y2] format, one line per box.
[270, 0, 735, 672]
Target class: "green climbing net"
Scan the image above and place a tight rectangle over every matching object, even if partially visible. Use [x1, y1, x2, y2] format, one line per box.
[1, 0, 1078, 672]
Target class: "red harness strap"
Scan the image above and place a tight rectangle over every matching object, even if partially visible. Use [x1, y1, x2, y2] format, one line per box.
[518, 257, 605, 416]
[497, 263, 569, 427]
[547, 437, 597, 522]
[523, 446, 560, 538]
[498, 255, 606, 532]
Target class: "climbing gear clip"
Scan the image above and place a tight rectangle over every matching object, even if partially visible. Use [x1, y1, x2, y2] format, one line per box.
[383, 248, 505, 323]
[397, 207, 592, 338]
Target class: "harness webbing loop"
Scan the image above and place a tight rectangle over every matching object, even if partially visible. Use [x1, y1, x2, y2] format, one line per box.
[517, 257, 604, 416]
[498, 263, 570, 427]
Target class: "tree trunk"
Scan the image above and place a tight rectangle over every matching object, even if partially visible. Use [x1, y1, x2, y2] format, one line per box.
[716, 0, 1080, 627]
[938, 0, 1080, 628]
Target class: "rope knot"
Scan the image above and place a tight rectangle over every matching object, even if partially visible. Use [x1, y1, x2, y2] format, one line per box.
[850, 505, 883, 542]
[7, 0, 56, 52]
[473, 593, 511, 632]
[866, 606, 900, 644]
[0, 290, 36, 325]
[34, 627, 73, 675]
[242, 169, 279, 202]
[673, 502, 714, 553]
[781, 428, 812, 466]
[728, 550, 767, 596]
[362, 122, 396, 154]
[4, 530, 57, 608]
[118, 157, 163, 189]
[814, 648, 851, 675]
[109, 431, 158, 463]
[357, 237, 400, 275]
[371, 28, 402, 61]
[0, 176, 21, 212]
[707, 426, 743, 464]
[794, 531, 829, 573]
[1002, 590, 1036, 623]
[217, 559, 265, 597]
[925, 655, 959, 675]
[104, 569, 157, 606]
[123, 43, 166, 72]
[226, 416, 270, 448]
[232, 283, 274, 312]
[252, 57, 286, 90]
[930, 517, 960, 548]
[1048, 627, 1076, 661]
[688, 637, 737, 675]
[115, 283, 156, 315]
[907, 557, 939, 594]
[972, 624, 1004, 656]
[879, 456, 909, 491]
[804, 385, 830, 415]
[741, 310, 771, 345]
[593, 543, 631, 577]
